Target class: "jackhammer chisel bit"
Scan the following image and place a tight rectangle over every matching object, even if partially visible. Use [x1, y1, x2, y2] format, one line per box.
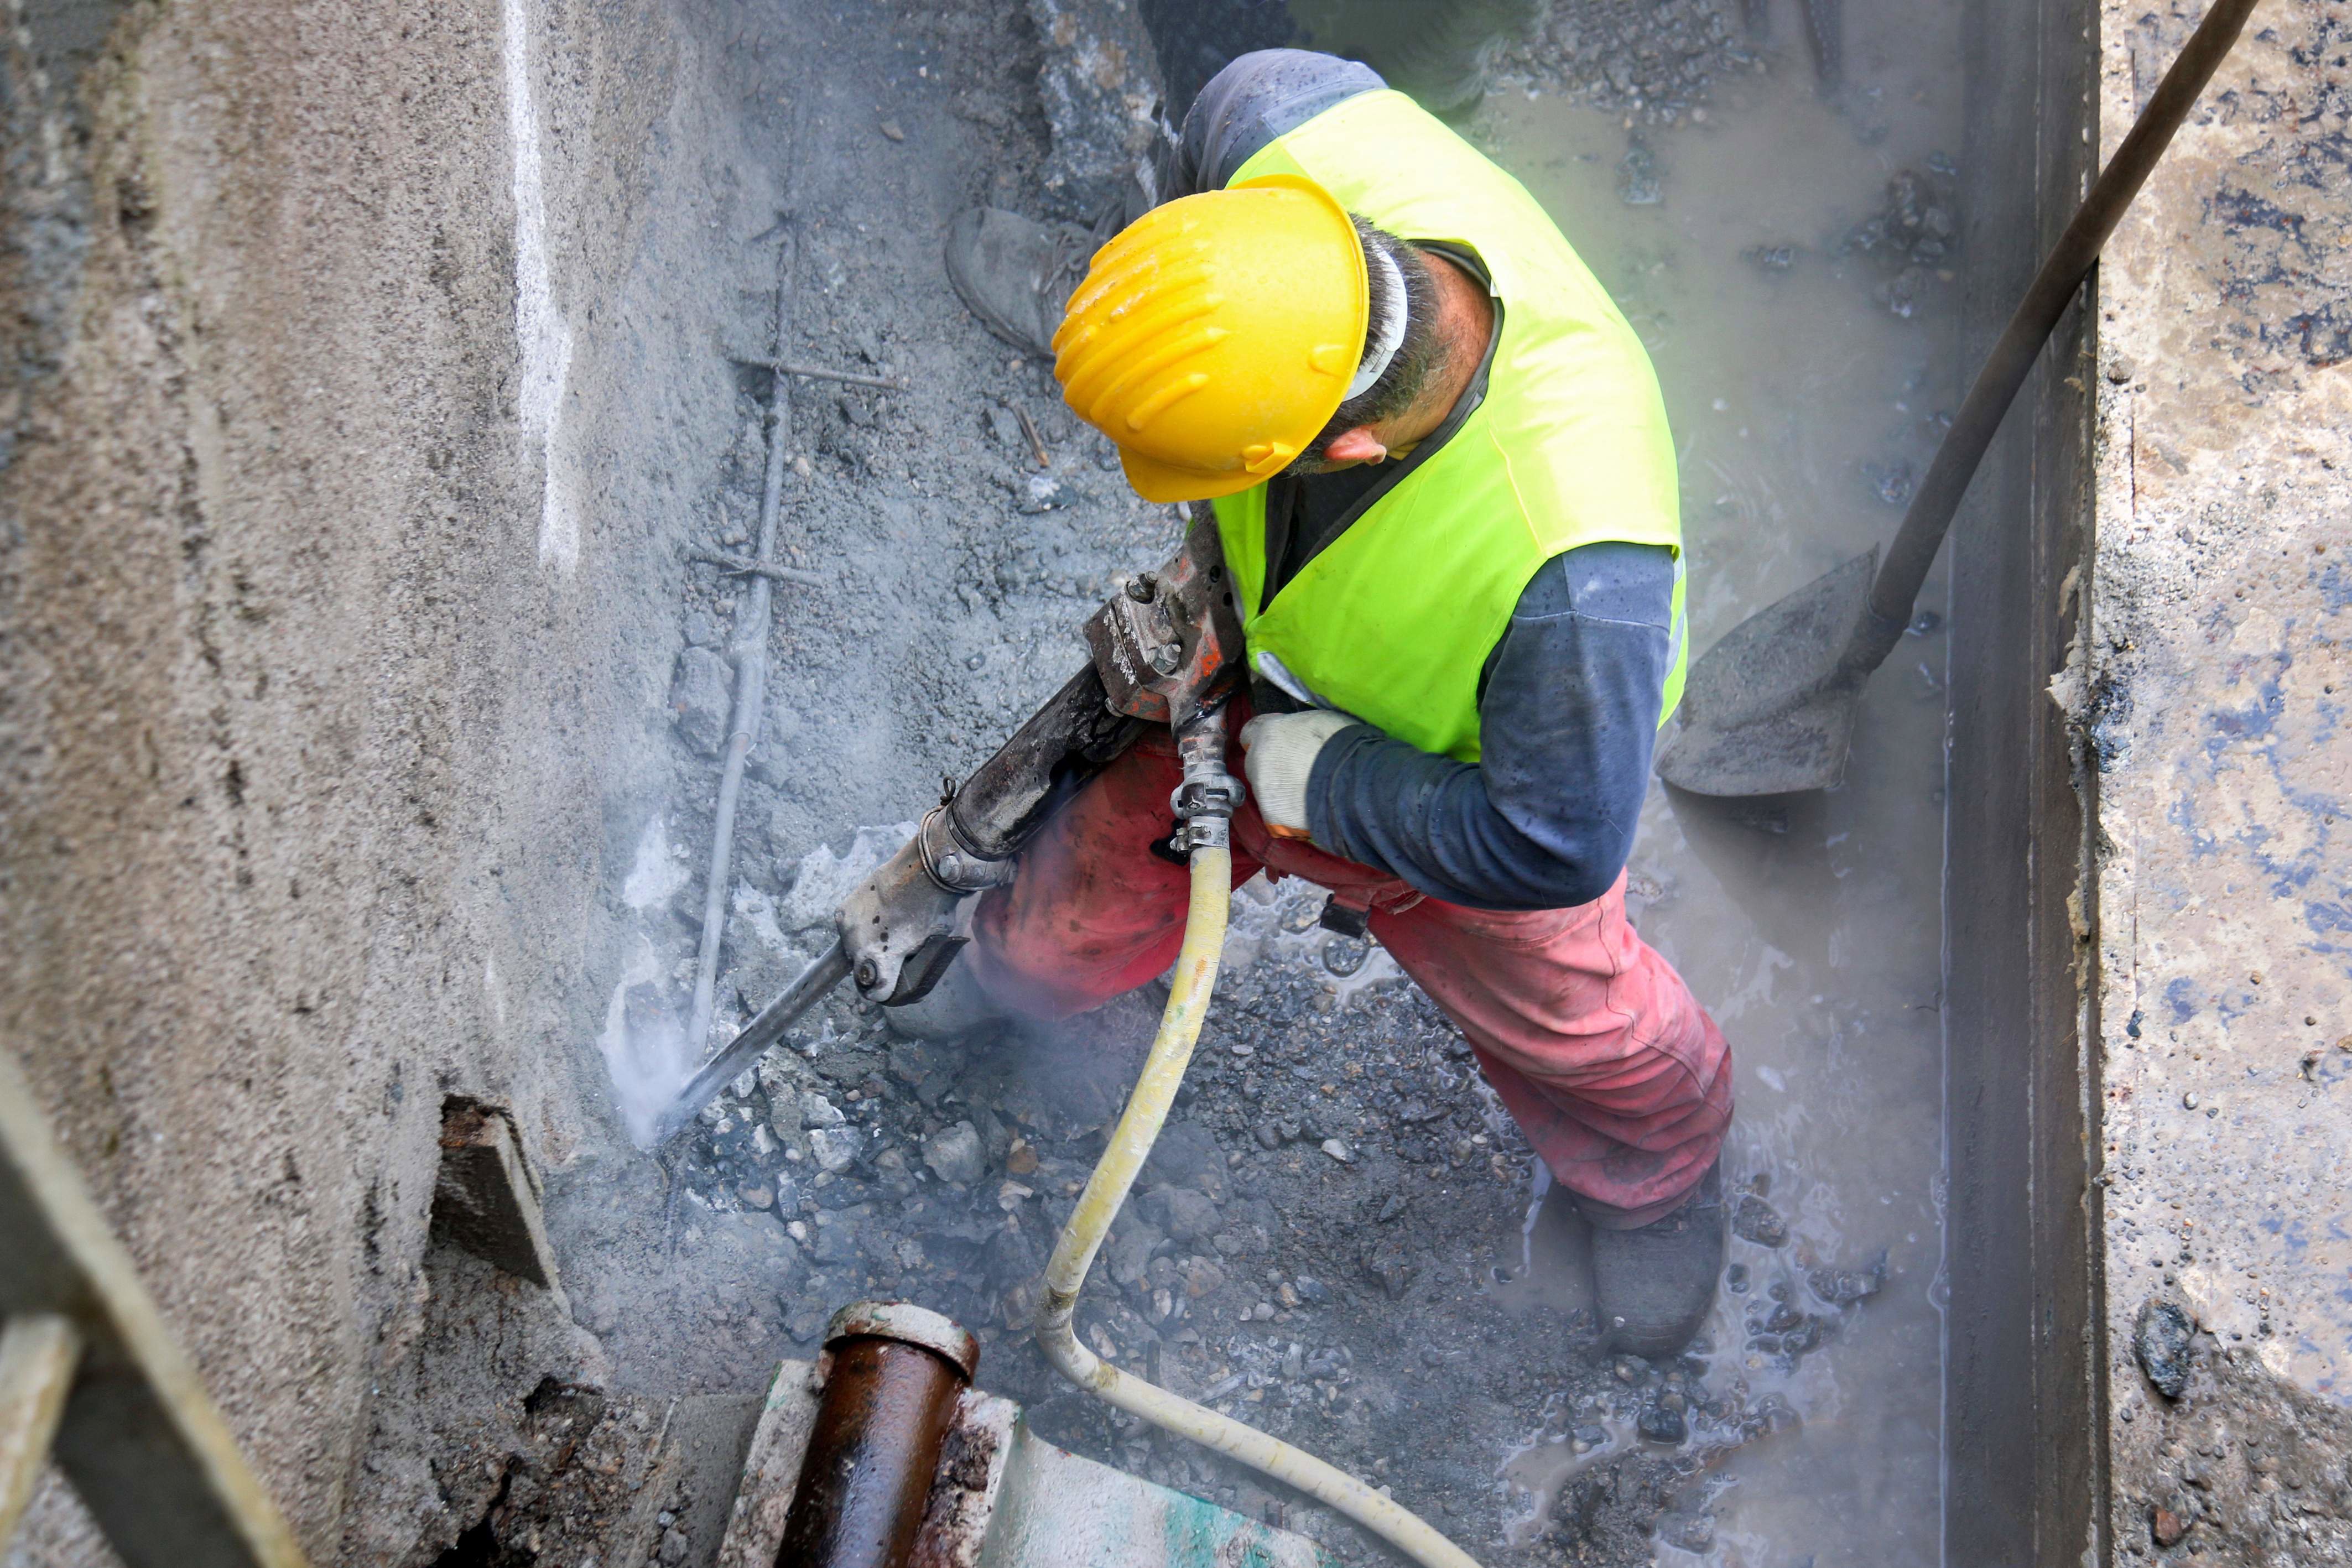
[648, 937, 850, 1143]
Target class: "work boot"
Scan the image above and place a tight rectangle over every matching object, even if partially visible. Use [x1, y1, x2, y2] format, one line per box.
[881, 951, 1008, 1042]
[942, 206, 1099, 358]
[1588, 1159, 1726, 1358]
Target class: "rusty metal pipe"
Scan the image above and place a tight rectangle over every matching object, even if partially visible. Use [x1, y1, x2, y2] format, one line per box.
[776, 1303, 977, 1568]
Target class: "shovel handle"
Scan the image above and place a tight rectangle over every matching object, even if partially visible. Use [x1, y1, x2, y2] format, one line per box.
[1866, 0, 2262, 629]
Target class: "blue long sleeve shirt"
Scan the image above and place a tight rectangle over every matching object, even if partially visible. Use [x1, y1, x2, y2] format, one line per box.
[1299, 541, 1674, 910]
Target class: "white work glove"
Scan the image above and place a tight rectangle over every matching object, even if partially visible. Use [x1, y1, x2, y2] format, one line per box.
[1239, 710, 1357, 840]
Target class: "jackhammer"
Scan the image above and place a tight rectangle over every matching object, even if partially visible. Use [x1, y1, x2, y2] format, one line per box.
[648, 508, 1482, 1568]
[646, 504, 1239, 1145]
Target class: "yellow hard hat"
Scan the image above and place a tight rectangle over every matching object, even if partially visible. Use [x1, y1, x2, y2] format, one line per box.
[1050, 175, 1368, 503]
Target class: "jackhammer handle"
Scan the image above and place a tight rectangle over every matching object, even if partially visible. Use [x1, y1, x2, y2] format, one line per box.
[947, 661, 1147, 859]
[650, 937, 850, 1143]
[1865, 0, 2261, 631]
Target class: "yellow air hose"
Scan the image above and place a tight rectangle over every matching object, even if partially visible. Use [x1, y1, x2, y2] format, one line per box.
[1034, 713, 1483, 1568]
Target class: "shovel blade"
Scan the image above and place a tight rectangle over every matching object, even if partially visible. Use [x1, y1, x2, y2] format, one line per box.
[1654, 550, 1877, 798]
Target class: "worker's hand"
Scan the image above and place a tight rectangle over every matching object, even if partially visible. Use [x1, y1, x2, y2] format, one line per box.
[1238, 710, 1357, 841]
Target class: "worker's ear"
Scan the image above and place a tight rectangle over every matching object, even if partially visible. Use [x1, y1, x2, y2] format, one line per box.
[1321, 427, 1388, 464]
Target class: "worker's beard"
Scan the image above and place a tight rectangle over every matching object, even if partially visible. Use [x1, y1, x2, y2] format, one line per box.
[1298, 227, 1444, 469]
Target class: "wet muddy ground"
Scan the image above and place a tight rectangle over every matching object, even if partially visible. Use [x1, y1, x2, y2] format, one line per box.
[540, 2, 1969, 1564]
[1485, 0, 1966, 1556]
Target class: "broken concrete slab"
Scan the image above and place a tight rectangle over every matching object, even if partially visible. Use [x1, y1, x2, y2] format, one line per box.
[433, 1097, 568, 1311]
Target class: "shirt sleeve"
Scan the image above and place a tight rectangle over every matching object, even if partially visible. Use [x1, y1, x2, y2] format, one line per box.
[1170, 50, 1387, 197]
[1302, 540, 1675, 911]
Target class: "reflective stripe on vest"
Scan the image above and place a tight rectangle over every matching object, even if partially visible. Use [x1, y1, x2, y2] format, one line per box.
[1211, 90, 1687, 764]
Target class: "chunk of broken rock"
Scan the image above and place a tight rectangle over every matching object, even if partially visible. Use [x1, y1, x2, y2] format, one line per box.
[923, 1120, 986, 1186]
[1179, 1257, 1227, 1298]
[1142, 1184, 1222, 1244]
[1732, 1194, 1789, 1247]
[669, 647, 732, 757]
[1806, 1252, 1887, 1305]
[808, 1126, 863, 1174]
[1142, 1121, 1228, 1197]
[1106, 1220, 1165, 1288]
[2135, 1298, 2195, 1400]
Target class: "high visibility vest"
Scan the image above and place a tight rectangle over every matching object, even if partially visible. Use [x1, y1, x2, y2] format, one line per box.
[1211, 90, 1685, 764]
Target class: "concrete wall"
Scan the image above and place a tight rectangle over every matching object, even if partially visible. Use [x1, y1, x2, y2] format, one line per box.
[2084, 0, 2352, 1560]
[0, 0, 779, 1558]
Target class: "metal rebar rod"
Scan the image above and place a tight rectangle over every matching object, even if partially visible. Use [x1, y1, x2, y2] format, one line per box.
[1013, 404, 1050, 469]
[737, 357, 907, 391]
[687, 550, 827, 587]
[687, 230, 801, 1061]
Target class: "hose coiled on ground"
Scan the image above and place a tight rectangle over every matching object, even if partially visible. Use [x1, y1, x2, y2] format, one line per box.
[1034, 705, 1482, 1568]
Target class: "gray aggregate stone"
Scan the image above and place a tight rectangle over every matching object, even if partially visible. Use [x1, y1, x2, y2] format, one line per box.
[670, 647, 732, 757]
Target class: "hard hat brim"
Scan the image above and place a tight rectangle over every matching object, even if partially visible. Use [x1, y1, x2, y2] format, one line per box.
[1118, 446, 1287, 504]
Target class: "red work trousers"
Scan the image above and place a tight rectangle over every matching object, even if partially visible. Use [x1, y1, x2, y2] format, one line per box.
[964, 718, 1733, 1224]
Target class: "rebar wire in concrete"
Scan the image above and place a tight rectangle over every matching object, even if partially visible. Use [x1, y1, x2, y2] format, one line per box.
[735, 356, 907, 392]
[1013, 404, 1051, 470]
[686, 231, 802, 1060]
[688, 549, 827, 587]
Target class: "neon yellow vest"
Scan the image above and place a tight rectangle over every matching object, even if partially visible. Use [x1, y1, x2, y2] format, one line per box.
[1211, 90, 1685, 764]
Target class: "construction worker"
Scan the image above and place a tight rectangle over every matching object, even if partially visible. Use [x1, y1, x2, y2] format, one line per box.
[936, 49, 1731, 1357]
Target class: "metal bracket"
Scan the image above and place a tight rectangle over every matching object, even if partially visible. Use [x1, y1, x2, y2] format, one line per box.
[832, 791, 1008, 1008]
[836, 840, 974, 1007]
[1081, 509, 1246, 729]
[914, 796, 1017, 895]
